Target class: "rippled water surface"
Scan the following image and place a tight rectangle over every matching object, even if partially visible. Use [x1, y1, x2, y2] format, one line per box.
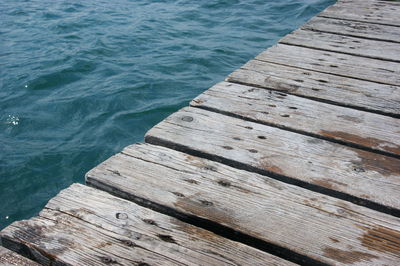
[0, 0, 334, 229]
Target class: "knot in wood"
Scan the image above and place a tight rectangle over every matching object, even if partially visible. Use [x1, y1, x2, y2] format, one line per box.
[101, 256, 115, 264]
[122, 240, 135, 247]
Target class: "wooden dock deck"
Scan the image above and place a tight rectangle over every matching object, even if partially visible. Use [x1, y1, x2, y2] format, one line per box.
[1, 0, 399, 265]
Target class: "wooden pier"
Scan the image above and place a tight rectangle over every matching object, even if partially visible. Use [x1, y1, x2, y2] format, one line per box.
[1, 0, 399, 265]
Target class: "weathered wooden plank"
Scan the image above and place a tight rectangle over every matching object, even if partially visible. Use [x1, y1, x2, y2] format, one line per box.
[86, 143, 400, 265]
[280, 29, 400, 62]
[302, 16, 400, 43]
[226, 60, 400, 117]
[319, 0, 400, 27]
[190, 82, 400, 157]
[0, 184, 290, 266]
[145, 107, 400, 213]
[255, 44, 400, 86]
[0, 246, 39, 266]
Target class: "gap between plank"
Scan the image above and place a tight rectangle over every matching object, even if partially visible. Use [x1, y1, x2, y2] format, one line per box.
[190, 104, 400, 159]
[301, 27, 400, 44]
[226, 77, 400, 119]
[252, 58, 400, 89]
[86, 178, 327, 266]
[145, 135, 400, 218]
[278, 41, 400, 64]
[317, 15, 400, 28]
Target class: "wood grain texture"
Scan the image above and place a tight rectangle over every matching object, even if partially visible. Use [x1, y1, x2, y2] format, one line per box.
[145, 107, 400, 212]
[86, 143, 400, 265]
[226, 59, 400, 117]
[255, 44, 400, 86]
[319, 0, 400, 27]
[302, 16, 400, 43]
[280, 28, 400, 62]
[0, 184, 290, 266]
[190, 81, 400, 157]
[0, 246, 38, 266]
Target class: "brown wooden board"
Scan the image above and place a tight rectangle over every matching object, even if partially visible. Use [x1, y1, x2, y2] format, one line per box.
[302, 16, 400, 43]
[255, 44, 400, 86]
[280, 29, 400, 62]
[86, 143, 400, 265]
[319, 0, 400, 27]
[0, 246, 39, 266]
[190, 81, 400, 157]
[145, 107, 400, 214]
[0, 184, 291, 266]
[226, 59, 400, 117]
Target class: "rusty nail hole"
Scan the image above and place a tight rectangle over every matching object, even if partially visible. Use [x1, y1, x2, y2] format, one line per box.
[116, 213, 128, 220]
[101, 256, 115, 264]
[289, 106, 297, 109]
[143, 219, 157, 226]
[353, 167, 365, 173]
[217, 180, 231, 187]
[248, 149, 258, 153]
[172, 192, 185, 198]
[222, 146, 233, 150]
[200, 200, 213, 207]
[245, 126, 253, 129]
[181, 116, 193, 122]
[303, 72, 311, 75]
[233, 137, 241, 141]
[258, 136, 266, 139]
[158, 234, 177, 244]
[122, 240, 135, 247]
[280, 114, 290, 117]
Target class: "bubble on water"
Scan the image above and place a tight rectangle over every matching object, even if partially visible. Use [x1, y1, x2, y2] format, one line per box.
[5, 216, 9, 220]
[5, 115, 19, 126]
[24, 84, 28, 88]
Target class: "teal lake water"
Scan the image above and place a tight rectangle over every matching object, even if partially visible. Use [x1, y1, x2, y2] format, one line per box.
[0, 0, 334, 229]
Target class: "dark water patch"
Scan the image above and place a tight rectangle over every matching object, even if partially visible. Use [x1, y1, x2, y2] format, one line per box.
[0, 0, 335, 229]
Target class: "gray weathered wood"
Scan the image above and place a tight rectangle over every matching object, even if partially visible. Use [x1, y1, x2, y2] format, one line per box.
[319, 0, 400, 27]
[302, 16, 400, 43]
[255, 44, 400, 86]
[226, 59, 400, 117]
[86, 143, 400, 265]
[0, 246, 38, 266]
[0, 184, 291, 266]
[280, 28, 400, 62]
[145, 107, 400, 211]
[190, 82, 400, 156]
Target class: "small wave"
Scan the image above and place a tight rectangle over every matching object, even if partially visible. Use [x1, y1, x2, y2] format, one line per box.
[5, 115, 19, 126]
